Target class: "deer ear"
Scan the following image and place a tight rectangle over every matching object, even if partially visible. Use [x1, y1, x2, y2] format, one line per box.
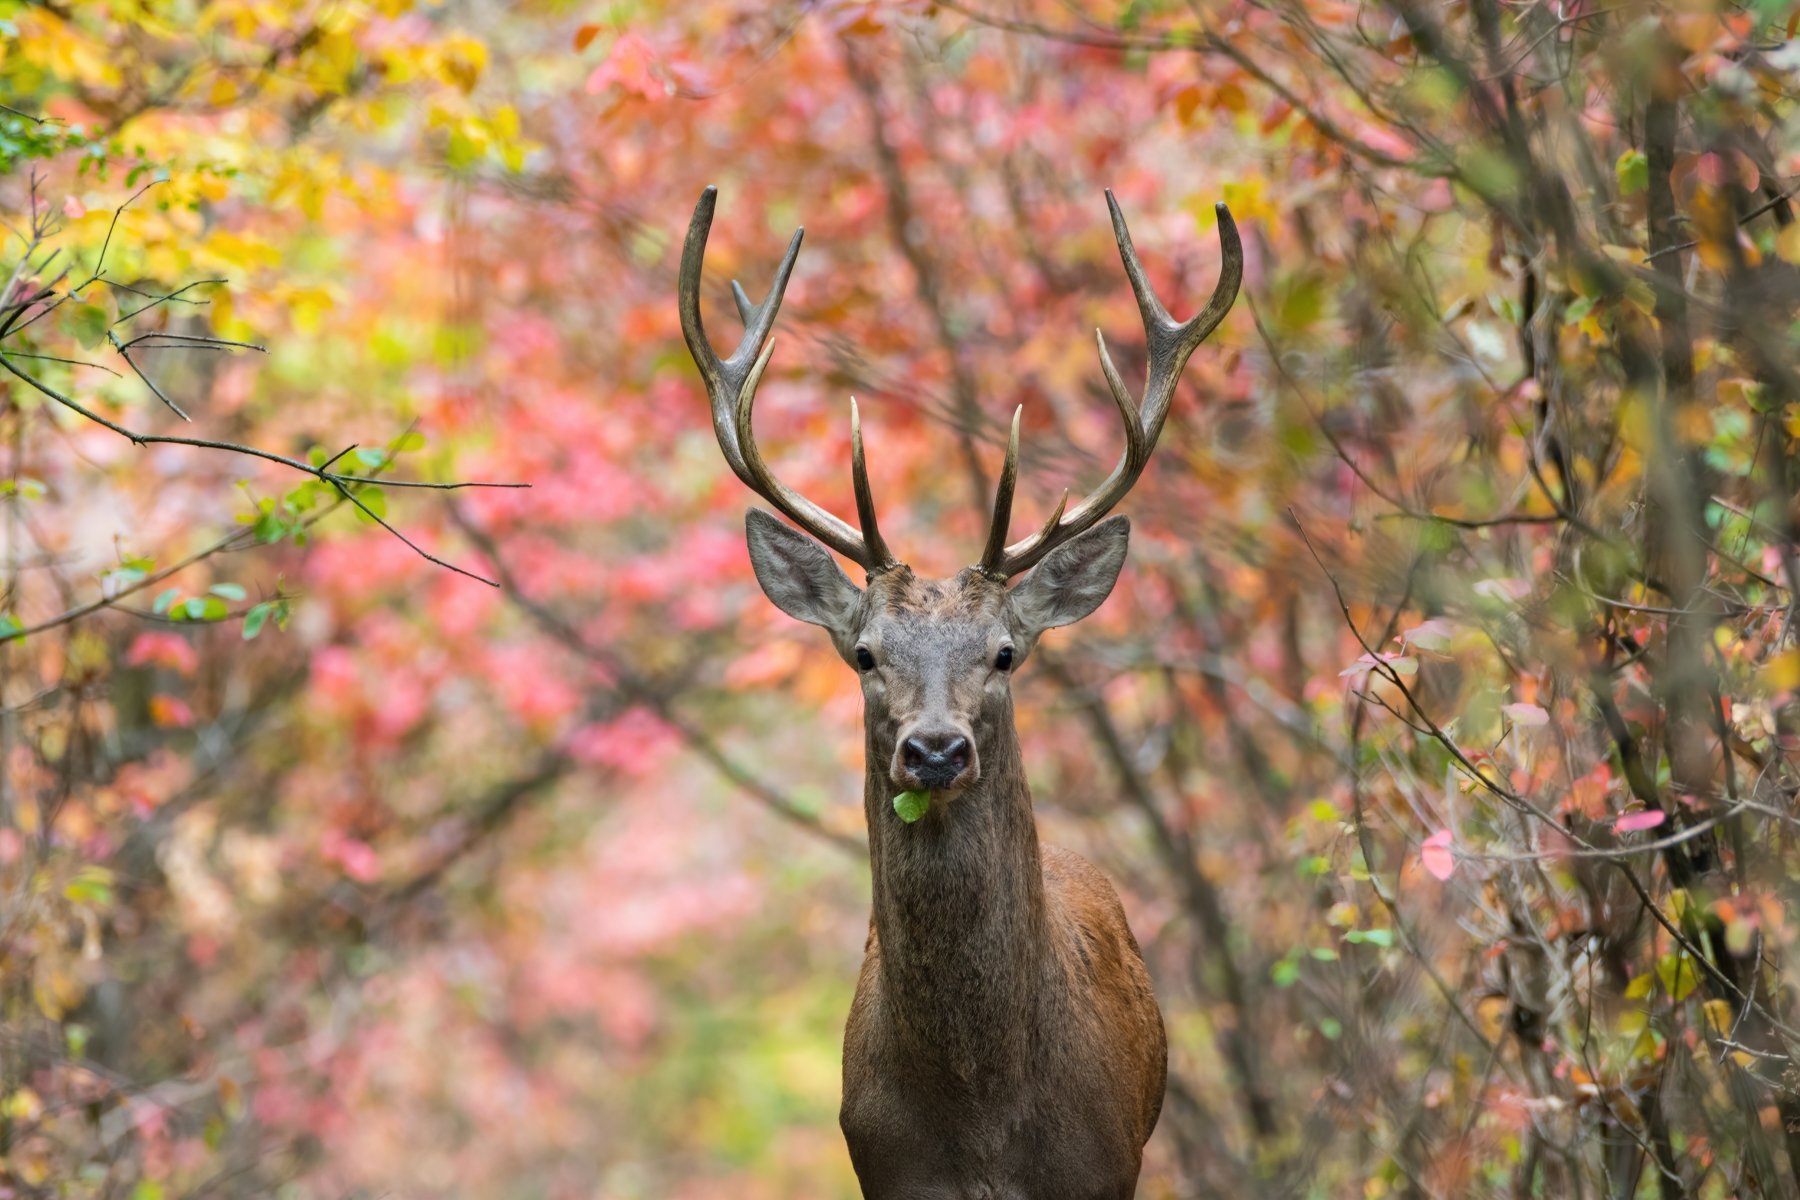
[1009, 515, 1130, 637]
[745, 508, 862, 635]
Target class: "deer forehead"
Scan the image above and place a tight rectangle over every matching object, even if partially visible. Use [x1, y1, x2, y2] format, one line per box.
[864, 572, 1008, 629]
[861, 571, 1010, 656]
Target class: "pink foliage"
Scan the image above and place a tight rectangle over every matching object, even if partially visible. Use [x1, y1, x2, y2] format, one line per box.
[1614, 810, 1667, 834]
[586, 32, 663, 99]
[567, 707, 678, 776]
[1420, 830, 1455, 881]
[126, 631, 199, 676]
[320, 828, 383, 883]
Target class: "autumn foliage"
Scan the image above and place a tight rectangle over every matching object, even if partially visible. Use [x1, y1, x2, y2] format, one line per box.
[3, 0, 1800, 1196]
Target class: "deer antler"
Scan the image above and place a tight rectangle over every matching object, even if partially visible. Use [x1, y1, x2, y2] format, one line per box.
[977, 192, 1241, 579]
[679, 186, 898, 573]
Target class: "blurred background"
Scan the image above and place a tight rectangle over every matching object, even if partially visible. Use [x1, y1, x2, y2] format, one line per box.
[2, 1, 1798, 1196]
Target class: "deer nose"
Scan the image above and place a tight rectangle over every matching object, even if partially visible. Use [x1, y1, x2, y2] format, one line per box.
[901, 732, 972, 790]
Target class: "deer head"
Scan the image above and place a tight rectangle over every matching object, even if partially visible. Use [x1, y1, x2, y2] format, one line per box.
[678, 186, 1240, 801]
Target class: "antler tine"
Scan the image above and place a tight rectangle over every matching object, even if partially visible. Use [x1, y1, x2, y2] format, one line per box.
[679, 186, 880, 570]
[729, 280, 756, 327]
[1111, 192, 1243, 440]
[850, 398, 898, 571]
[1094, 326, 1149, 473]
[977, 406, 1023, 576]
[984, 194, 1242, 579]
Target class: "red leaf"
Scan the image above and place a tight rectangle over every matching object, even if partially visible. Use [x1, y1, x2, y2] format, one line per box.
[1615, 810, 1667, 833]
[573, 23, 600, 52]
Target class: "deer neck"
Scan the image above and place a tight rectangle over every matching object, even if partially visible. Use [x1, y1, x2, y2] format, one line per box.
[862, 707, 1047, 1082]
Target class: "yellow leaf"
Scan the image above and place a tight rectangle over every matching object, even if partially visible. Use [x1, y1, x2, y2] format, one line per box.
[1761, 649, 1800, 693]
[208, 287, 237, 337]
[285, 286, 336, 335]
[1778, 224, 1800, 266]
[33, 961, 83, 1020]
[1617, 393, 1653, 452]
[1472, 995, 1508, 1041]
[194, 172, 230, 204]
[2, 1088, 42, 1120]
[1655, 949, 1700, 1002]
[1666, 888, 1693, 925]
[433, 32, 489, 94]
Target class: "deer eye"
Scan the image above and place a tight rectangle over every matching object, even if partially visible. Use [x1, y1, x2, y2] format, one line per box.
[994, 645, 1015, 671]
[855, 646, 876, 671]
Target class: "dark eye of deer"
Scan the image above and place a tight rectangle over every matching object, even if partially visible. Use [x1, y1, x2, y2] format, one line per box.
[995, 645, 1014, 671]
[856, 646, 876, 671]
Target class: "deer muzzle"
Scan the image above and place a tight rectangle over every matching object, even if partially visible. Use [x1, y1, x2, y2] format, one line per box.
[893, 727, 977, 793]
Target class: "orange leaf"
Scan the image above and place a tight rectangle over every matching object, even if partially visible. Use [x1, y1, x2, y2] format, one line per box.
[149, 694, 195, 728]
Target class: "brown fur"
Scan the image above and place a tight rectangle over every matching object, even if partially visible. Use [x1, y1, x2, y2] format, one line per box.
[740, 512, 1164, 1197]
[834, 566, 1166, 1199]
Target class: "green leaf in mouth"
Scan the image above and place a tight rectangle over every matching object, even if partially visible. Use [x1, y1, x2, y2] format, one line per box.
[892, 790, 931, 824]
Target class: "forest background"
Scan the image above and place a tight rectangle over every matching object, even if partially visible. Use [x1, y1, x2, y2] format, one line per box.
[2, 1, 1799, 1197]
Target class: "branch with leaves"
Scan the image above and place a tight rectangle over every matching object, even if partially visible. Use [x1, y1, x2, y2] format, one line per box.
[0, 180, 526, 637]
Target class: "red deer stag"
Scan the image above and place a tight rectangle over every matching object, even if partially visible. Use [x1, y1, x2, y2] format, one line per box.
[678, 185, 1240, 1199]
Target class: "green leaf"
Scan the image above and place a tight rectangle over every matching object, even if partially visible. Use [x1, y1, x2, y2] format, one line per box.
[393, 430, 427, 452]
[1616, 149, 1649, 196]
[209, 582, 247, 602]
[287, 480, 325, 511]
[1345, 927, 1397, 947]
[253, 510, 287, 544]
[892, 790, 931, 823]
[352, 485, 387, 523]
[181, 596, 228, 622]
[152, 588, 180, 615]
[0, 613, 21, 640]
[1270, 958, 1300, 988]
[63, 866, 114, 907]
[242, 602, 270, 641]
[68, 302, 110, 348]
[353, 447, 390, 470]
